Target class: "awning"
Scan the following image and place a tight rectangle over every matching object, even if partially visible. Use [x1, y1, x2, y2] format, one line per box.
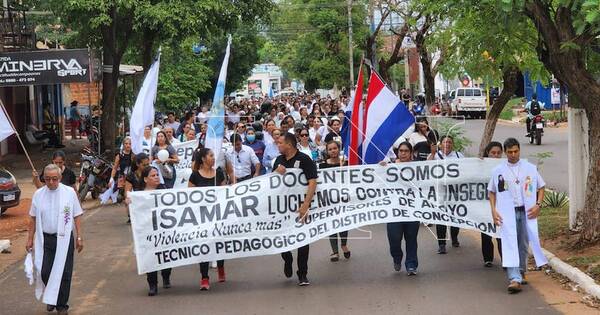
[103, 64, 144, 76]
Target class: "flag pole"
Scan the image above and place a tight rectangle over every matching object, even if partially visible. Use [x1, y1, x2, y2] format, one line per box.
[0, 100, 36, 171]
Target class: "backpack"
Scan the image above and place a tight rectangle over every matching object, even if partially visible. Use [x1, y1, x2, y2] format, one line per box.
[530, 100, 541, 115]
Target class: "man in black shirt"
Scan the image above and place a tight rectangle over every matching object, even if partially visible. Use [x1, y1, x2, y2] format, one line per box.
[273, 133, 318, 286]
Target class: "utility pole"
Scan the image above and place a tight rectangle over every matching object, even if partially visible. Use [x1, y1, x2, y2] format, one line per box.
[368, 0, 377, 71]
[347, 0, 354, 87]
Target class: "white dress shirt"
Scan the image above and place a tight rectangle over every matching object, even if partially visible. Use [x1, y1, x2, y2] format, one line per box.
[226, 144, 260, 178]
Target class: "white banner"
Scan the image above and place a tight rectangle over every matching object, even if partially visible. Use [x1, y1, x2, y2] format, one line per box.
[172, 140, 197, 188]
[129, 158, 502, 274]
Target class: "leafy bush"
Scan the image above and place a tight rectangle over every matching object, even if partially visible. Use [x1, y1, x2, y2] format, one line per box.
[431, 119, 473, 152]
[542, 190, 569, 208]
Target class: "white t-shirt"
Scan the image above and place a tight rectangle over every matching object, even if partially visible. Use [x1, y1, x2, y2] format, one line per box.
[197, 112, 208, 124]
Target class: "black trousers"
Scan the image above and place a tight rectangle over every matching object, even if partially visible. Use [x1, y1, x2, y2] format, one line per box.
[481, 233, 503, 262]
[281, 245, 309, 277]
[146, 269, 172, 286]
[526, 117, 532, 133]
[329, 231, 348, 254]
[41, 233, 74, 310]
[436, 225, 460, 245]
[199, 260, 224, 279]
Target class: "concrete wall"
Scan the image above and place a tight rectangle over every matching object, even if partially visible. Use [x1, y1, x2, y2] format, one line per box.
[568, 108, 589, 228]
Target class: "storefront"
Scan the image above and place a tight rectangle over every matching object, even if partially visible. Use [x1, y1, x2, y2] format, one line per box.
[0, 48, 94, 155]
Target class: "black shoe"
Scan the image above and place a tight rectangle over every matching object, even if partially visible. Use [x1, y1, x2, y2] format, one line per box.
[126, 218, 131, 224]
[394, 263, 402, 272]
[484, 261, 493, 268]
[47, 304, 56, 312]
[343, 251, 351, 259]
[163, 277, 171, 289]
[330, 253, 339, 262]
[283, 259, 293, 278]
[148, 284, 158, 296]
[437, 244, 447, 254]
[298, 275, 310, 286]
[452, 241, 460, 248]
[525, 133, 531, 137]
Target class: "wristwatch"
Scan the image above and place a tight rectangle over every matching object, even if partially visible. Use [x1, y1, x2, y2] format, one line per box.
[535, 202, 541, 207]
[77, 237, 82, 241]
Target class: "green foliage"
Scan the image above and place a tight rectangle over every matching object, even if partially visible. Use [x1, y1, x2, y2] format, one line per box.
[431, 120, 473, 152]
[266, 0, 369, 90]
[542, 191, 570, 209]
[156, 39, 212, 111]
[538, 206, 569, 239]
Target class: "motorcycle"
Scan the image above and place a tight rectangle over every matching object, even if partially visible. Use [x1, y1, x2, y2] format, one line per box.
[78, 148, 113, 202]
[529, 114, 545, 145]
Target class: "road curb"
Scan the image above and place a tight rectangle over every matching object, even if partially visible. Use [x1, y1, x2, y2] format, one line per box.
[542, 248, 600, 299]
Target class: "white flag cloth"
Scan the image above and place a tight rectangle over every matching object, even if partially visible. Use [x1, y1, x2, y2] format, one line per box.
[130, 54, 161, 154]
[205, 35, 232, 167]
[0, 104, 15, 142]
[24, 252, 34, 285]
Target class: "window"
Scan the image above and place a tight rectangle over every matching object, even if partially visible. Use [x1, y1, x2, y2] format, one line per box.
[465, 89, 474, 96]
[457, 89, 465, 96]
[473, 89, 482, 96]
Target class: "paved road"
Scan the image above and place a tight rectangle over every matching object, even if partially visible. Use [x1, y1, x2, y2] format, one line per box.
[0, 204, 561, 315]
[460, 119, 568, 192]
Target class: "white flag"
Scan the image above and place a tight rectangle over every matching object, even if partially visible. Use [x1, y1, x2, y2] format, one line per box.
[131, 53, 161, 154]
[205, 35, 232, 166]
[0, 105, 15, 142]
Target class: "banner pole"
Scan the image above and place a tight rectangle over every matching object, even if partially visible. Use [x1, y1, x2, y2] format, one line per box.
[0, 100, 36, 171]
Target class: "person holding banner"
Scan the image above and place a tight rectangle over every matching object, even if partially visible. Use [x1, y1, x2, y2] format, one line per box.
[431, 135, 464, 254]
[273, 133, 318, 286]
[124, 153, 150, 223]
[488, 138, 547, 294]
[481, 142, 503, 267]
[381, 142, 420, 275]
[140, 166, 172, 296]
[319, 141, 351, 262]
[188, 148, 227, 290]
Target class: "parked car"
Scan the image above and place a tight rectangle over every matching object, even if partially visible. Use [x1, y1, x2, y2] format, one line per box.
[450, 87, 487, 119]
[0, 167, 21, 215]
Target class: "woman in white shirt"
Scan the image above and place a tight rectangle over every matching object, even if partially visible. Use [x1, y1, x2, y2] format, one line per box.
[429, 135, 463, 254]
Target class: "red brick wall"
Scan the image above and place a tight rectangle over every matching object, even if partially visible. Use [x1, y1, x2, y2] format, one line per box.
[64, 82, 101, 106]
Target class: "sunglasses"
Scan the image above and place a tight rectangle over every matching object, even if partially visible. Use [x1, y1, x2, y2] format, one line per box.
[300, 134, 309, 137]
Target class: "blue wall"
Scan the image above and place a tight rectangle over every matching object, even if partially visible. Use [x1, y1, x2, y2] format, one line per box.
[523, 73, 553, 110]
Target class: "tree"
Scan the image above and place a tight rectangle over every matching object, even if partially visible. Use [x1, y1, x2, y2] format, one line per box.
[364, 0, 412, 84]
[44, 0, 273, 151]
[431, 0, 545, 157]
[268, 0, 368, 90]
[514, 0, 600, 246]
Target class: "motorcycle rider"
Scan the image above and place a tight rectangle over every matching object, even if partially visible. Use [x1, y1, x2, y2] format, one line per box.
[524, 94, 542, 137]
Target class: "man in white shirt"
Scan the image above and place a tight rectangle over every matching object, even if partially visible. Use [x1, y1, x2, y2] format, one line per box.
[488, 138, 547, 294]
[27, 164, 83, 314]
[226, 134, 261, 182]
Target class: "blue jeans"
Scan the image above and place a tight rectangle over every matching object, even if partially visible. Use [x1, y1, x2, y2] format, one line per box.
[387, 221, 419, 270]
[506, 209, 529, 283]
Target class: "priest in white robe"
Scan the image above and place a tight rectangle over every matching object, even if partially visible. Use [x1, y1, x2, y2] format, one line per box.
[488, 138, 547, 294]
[26, 164, 84, 314]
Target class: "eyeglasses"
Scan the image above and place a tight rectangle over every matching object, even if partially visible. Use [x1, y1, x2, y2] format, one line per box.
[44, 176, 60, 182]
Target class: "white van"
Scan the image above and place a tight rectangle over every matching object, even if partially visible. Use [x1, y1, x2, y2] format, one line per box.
[450, 88, 487, 118]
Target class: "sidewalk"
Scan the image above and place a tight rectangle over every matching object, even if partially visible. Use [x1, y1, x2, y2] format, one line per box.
[0, 137, 95, 272]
